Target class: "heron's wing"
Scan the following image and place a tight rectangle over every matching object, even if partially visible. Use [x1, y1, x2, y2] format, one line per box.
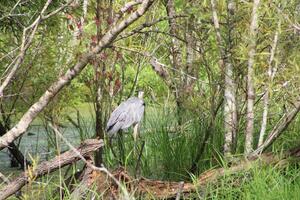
[106, 101, 133, 133]
[118, 106, 136, 129]
[106, 97, 145, 135]
[106, 101, 127, 128]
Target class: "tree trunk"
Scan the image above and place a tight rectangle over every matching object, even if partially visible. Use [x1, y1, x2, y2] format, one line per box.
[94, 0, 104, 168]
[0, 123, 30, 170]
[95, 86, 104, 166]
[164, 0, 181, 71]
[164, 0, 185, 125]
[210, 0, 237, 157]
[245, 0, 260, 154]
[258, 25, 279, 147]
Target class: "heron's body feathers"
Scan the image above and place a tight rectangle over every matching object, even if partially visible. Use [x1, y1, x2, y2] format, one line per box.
[106, 97, 145, 136]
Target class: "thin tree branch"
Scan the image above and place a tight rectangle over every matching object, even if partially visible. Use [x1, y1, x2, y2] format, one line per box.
[117, 15, 187, 41]
[0, 172, 10, 184]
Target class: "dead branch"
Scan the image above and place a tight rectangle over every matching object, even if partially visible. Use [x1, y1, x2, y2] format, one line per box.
[0, 139, 103, 200]
[252, 97, 300, 155]
[0, 0, 155, 150]
[69, 155, 95, 200]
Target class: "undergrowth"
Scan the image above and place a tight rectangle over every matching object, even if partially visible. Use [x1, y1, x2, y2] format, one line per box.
[2, 106, 300, 199]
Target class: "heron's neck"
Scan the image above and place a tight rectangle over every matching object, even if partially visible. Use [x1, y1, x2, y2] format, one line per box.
[138, 91, 144, 99]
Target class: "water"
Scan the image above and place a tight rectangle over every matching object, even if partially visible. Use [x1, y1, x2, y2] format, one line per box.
[0, 125, 84, 170]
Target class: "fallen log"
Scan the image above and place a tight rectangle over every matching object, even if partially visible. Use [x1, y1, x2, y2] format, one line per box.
[89, 145, 300, 199]
[0, 139, 103, 200]
[69, 155, 95, 200]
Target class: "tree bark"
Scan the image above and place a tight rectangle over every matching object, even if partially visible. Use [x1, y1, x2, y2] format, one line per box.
[164, 0, 181, 71]
[245, 0, 260, 154]
[94, 0, 105, 168]
[211, 0, 237, 157]
[69, 156, 95, 200]
[0, 0, 154, 150]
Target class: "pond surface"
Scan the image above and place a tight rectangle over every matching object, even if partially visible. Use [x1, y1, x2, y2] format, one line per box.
[0, 125, 87, 171]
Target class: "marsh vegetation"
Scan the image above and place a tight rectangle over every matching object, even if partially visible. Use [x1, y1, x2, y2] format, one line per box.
[0, 0, 300, 199]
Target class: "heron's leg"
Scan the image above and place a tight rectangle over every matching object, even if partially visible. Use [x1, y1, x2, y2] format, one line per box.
[134, 140, 145, 178]
[133, 123, 140, 157]
[108, 136, 118, 161]
[117, 130, 125, 166]
[133, 123, 139, 143]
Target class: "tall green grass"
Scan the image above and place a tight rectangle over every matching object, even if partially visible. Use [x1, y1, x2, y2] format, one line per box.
[203, 164, 300, 200]
[3, 105, 300, 199]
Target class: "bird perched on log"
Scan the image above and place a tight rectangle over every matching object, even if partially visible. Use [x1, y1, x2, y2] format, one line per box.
[106, 91, 145, 141]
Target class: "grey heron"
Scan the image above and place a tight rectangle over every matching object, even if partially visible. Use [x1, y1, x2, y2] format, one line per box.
[106, 91, 145, 165]
[106, 91, 145, 141]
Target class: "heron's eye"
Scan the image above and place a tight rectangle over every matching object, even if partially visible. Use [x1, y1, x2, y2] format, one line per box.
[142, 102, 145, 106]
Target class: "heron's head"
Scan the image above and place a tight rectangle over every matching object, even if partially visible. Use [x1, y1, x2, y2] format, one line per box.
[138, 90, 144, 99]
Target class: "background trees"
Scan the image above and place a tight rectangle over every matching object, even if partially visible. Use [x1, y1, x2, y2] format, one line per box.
[0, 0, 300, 198]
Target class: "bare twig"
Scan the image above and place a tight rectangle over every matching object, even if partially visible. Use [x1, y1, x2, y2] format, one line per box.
[0, 0, 22, 21]
[117, 15, 187, 41]
[114, 45, 210, 85]
[42, 0, 74, 19]
[134, 140, 145, 178]
[0, 47, 20, 63]
[113, 0, 143, 23]
[272, 3, 300, 32]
